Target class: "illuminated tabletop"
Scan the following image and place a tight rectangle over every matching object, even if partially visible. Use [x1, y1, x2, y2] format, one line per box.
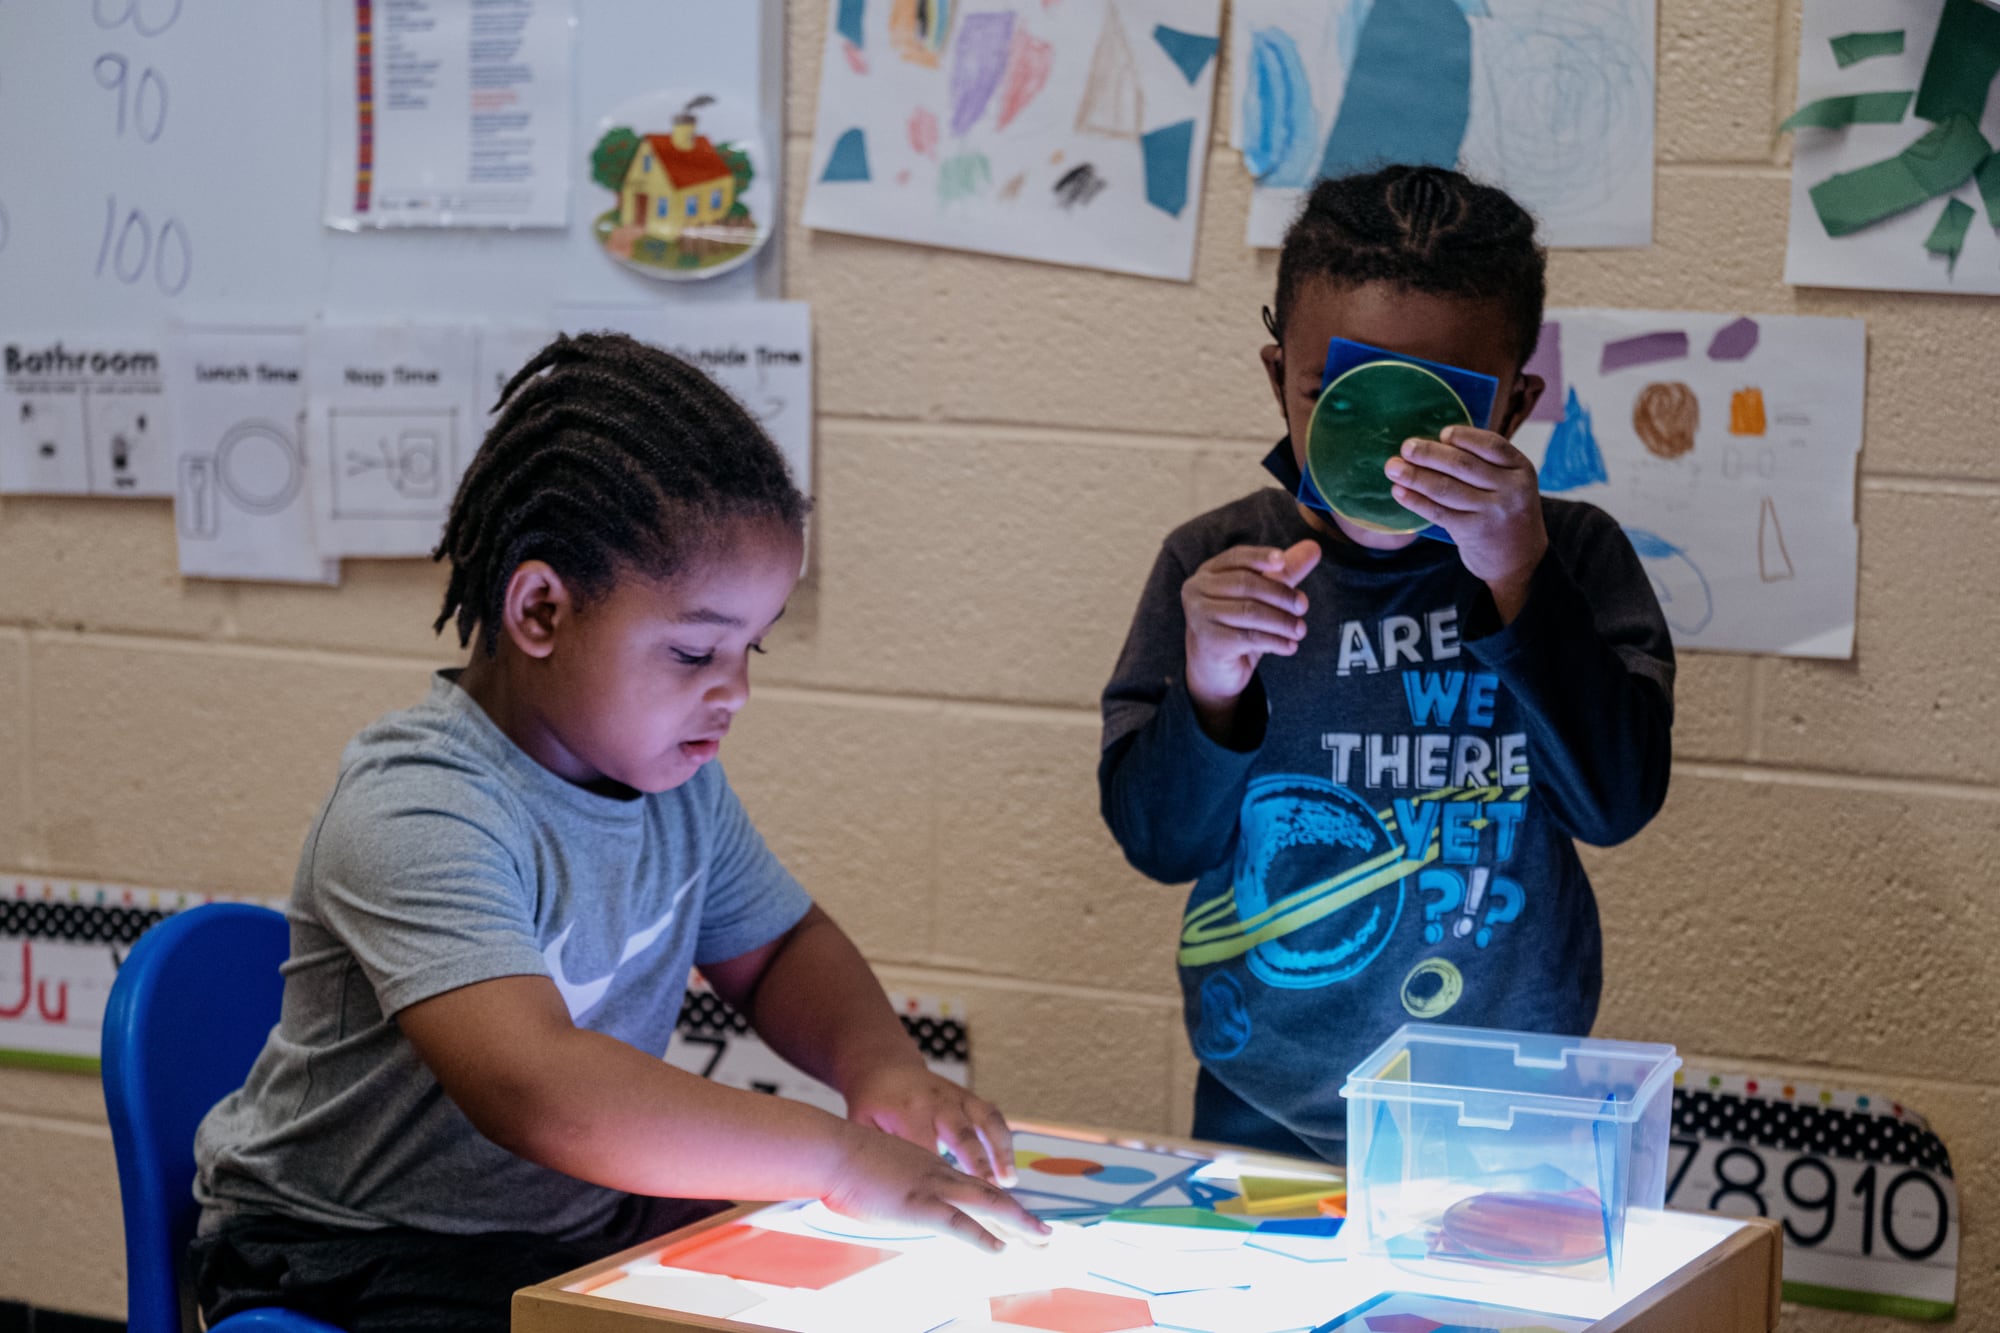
[513, 1124, 1780, 1333]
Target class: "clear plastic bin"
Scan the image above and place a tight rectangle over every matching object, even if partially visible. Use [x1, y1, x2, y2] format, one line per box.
[1341, 1024, 1681, 1284]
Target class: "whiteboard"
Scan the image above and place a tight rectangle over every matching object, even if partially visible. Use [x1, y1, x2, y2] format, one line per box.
[0, 0, 786, 333]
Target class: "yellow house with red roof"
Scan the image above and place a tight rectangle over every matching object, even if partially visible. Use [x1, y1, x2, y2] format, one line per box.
[621, 114, 738, 241]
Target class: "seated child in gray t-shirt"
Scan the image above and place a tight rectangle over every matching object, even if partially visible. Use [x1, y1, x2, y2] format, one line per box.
[192, 333, 1045, 1333]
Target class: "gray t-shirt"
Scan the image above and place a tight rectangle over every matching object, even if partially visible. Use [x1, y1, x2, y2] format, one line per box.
[194, 671, 812, 1239]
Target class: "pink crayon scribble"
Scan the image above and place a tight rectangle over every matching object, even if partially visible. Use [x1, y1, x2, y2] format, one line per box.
[996, 28, 1054, 130]
[897, 169, 912, 185]
[908, 105, 940, 159]
[842, 40, 868, 75]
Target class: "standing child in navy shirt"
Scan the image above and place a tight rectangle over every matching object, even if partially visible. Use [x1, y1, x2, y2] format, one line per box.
[194, 333, 1044, 1333]
[1099, 167, 1674, 1163]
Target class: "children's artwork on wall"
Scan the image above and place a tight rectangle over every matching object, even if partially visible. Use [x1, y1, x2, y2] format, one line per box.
[1666, 1068, 1958, 1320]
[166, 327, 339, 586]
[1228, 0, 1656, 250]
[0, 877, 214, 1071]
[802, 0, 1223, 281]
[589, 91, 773, 282]
[1784, 0, 2000, 294]
[1511, 310, 1865, 659]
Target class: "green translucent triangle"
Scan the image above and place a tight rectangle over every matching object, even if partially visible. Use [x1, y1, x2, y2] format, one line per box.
[1306, 360, 1471, 534]
[1102, 1207, 1258, 1231]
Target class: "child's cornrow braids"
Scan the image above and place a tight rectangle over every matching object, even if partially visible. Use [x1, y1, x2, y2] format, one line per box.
[1271, 165, 1547, 364]
[433, 331, 809, 655]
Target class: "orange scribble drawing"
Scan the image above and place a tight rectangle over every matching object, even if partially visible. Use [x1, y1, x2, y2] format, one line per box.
[1730, 387, 1767, 436]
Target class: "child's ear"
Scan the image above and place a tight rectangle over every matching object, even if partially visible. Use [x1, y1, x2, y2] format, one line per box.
[1496, 373, 1546, 439]
[1260, 344, 1287, 410]
[500, 561, 571, 660]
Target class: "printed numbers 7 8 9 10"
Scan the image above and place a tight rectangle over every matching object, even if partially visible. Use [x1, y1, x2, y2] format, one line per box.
[1667, 1139, 1950, 1263]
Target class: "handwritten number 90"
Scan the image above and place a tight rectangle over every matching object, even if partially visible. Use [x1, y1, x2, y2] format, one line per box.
[94, 54, 168, 142]
[95, 195, 191, 296]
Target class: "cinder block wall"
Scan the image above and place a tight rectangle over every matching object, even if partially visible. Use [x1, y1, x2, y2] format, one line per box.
[1, 2, 1993, 1325]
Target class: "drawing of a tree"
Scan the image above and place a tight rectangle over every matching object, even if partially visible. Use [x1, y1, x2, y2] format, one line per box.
[718, 143, 755, 196]
[591, 127, 641, 192]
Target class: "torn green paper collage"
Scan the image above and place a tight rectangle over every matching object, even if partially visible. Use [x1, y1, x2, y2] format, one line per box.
[1784, 0, 2000, 280]
[1924, 197, 1976, 270]
[1807, 115, 1991, 237]
[1830, 30, 1904, 68]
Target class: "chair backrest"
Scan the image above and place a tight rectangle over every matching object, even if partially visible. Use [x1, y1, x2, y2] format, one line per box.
[102, 902, 290, 1333]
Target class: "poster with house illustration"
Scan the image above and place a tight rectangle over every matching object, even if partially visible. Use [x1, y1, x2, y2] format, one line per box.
[590, 92, 773, 281]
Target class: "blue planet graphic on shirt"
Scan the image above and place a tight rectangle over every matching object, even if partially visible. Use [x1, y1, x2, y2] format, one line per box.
[1180, 774, 1411, 991]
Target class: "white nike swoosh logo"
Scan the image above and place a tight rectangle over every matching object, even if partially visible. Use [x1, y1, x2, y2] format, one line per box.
[542, 870, 701, 1022]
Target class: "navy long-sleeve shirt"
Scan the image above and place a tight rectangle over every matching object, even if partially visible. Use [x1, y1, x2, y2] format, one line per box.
[1099, 452, 1673, 1161]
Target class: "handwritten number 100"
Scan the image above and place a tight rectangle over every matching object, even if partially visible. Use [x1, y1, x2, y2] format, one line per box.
[94, 55, 168, 142]
[96, 195, 191, 295]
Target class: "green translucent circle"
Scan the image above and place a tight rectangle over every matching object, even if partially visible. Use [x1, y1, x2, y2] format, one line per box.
[1305, 360, 1472, 534]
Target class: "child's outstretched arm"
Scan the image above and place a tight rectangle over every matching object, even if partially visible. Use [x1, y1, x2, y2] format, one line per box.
[701, 904, 1018, 1186]
[1099, 538, 1320, 883]
[398, 974, 1048, 1250]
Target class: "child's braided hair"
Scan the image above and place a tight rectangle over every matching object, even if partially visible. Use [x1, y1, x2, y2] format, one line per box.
[1270, 165, 1547, 365]
[433, 331, 809, 655]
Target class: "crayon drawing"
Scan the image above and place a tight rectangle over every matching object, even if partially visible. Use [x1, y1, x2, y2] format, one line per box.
[1514, 310, 1864, 659]
[803, 0, 1223, 281]
[1229, 0, 1655, 249]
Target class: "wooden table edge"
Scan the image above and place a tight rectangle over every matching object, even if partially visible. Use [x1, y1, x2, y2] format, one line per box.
[1588, 1214, 1783, 1333]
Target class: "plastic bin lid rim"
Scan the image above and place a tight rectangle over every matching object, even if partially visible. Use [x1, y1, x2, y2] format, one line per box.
[1335, 1072, 1681, 1122]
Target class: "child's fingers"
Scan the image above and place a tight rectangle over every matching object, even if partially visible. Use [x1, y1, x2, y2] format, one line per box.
[969, 1105, 1017, 1187]
[930, 1205, 1008, 1253]
[1203, 595, 1307, 642]
[1438, 425, 1528, 468]
[1202, 545, 1291, 576]
[1208, 625, 1301, 658]
[1197, 569, 1308, 615]
[935, 1112, 999, 1185]
[946, 1176, 1052, 1246]
[1275, 539, 1322, 588]
[1390, 484, 1458, 528]
[1385, 461, 1484, 513]
[1397, 439, 1504, 491]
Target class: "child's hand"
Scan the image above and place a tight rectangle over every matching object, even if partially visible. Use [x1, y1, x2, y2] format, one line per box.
[845, 1063, 1018, 1186]
[1386, 426, 1549, 622]
[823, 1123, 1052, 1252]
[1181, 540, 1321, 740]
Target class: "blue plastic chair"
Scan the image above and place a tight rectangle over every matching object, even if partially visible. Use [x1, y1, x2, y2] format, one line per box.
[102, 901, 343, 1333]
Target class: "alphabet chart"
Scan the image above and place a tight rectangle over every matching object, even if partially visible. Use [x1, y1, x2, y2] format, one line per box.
[0, 876, 214, 1070]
